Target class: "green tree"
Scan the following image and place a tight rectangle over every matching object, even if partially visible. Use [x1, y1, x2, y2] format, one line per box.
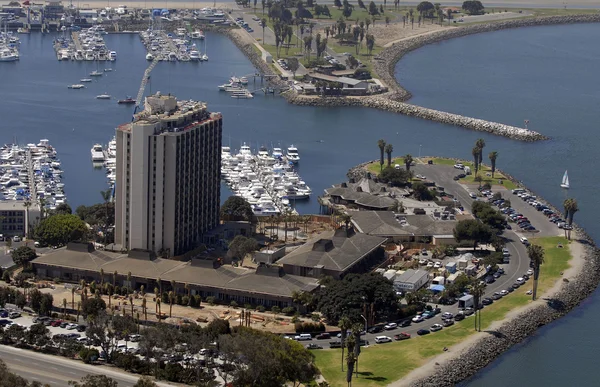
[228, 235, 258, 263]
[261, 17, 267, 43]
[287, 57, 300, 78]
[453, 219, 493, 251]
[68, 374, 119, 387]
[462, 0, 484, 15]
[35, 214, 88, 247]
[377, 139, 386, 172]
[55, 203, 73, 215]
[417, 1, 434, 15]
[411, 181, 438, 201]
[488, 151, 498, 178]
[527, 244, 545, 300]
[338, 315, 352, 371]
[133, 377, 158, 387]
[385, 144, 393, 167]
[81, 297, 107, 320]
[404, 154, 414, 171]
[476, 138, 485, 166]
[11, 246, 37, 267]
[368, 0, 378, 15]
[220, 196, 254, 221]
[472, 146, 480, 175]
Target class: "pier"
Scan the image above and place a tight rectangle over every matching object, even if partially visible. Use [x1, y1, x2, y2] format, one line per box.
[139, 30, 192, 62]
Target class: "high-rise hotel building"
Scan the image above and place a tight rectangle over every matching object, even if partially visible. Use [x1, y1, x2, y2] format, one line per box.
[115, 92, 222, 256]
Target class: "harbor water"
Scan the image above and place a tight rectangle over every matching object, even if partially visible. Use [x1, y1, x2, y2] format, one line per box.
[1, 24, 600, 384]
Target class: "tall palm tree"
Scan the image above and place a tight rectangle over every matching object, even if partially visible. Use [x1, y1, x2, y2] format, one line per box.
[113, 271, 118, 287]
[168, 291, 174, 318]
[80, 279, 87, 301]
[23, 200, 31, 238]
[488, 151, 498, 178]
[129, 295, 134, 316]
[154, 287, 159, 314]
[100, 269, 105, 287]
[261, 18, 267, 43]
[62, 298, 67, 318]
[76, 301, 81, 322]
[472, 146, 480, 175]
[338, 315, 352, 371]
[157, 298, 162, 319]
[527, 244, 545, 300]
[185, 283, 191, 305]
[127, 271, 132, 294]
[142, 297, 147, 323]
[377, 139, 386, 172]
[385, 143, 393, 167]
[351, 322, 363, 375]
[38, 197, 47, 220]
[404, 154, 413, 172]
[566, 198, 578, 227]
[71, 287, 75, 309]
[563, 198, 579, 240]
[468, 281, 486, 331]
[475, 138, 485, 166]
[140, 284, 145, 297]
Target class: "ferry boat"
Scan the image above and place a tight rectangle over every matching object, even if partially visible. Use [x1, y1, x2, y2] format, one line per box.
[231, 89, 253, 99]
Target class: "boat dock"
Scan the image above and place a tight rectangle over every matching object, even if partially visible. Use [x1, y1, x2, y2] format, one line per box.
[139, 29, 192, 62]
[53, 26, 115, 61]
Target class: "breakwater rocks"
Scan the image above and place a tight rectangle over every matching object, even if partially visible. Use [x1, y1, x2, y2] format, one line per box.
[374, 14, 600, 101]
[410, 231, 600, 387]
[283, 93, 546, 141]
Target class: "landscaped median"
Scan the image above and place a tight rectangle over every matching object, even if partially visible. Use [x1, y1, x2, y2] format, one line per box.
[313, 236, 572, 387]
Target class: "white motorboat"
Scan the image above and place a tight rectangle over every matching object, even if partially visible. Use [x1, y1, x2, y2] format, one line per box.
[191, 30, 205, 39]
[104, 68, 112, 72]
[146, 53, 154, 61]
[168, 52, 178, 62]
[240, 76, 249, 85]
[96, 94, 111, 99]
[91, 144, 104, 162]
[109, 51, 117, 60]
[80, 78, 93, 82]
[286, 145, 300, 163]
[560, 170, 570, 189]
[201, 53, 208, 61]
[68, 84, 85, 89]
[0, 49, 19, 62]
[90, 70, 103, 77]
[189, 50, 200, 61]
[176, 28, 186, 37]
[272, 147, 284, 160]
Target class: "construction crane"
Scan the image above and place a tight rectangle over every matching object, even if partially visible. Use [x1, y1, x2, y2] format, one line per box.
[132, 57, 160, 120]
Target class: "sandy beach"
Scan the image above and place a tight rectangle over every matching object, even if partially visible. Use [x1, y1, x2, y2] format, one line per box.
[392, 233, 587, 387]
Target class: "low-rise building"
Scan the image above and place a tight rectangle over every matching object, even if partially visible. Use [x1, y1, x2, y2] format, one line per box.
[278, 226, 386, 280]
[31, 243, 319, 308]
[393, 269, 429, 292]
[0, 201, 40, 238]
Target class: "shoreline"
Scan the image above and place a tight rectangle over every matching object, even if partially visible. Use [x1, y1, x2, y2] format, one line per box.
[344, 157, 599, 387]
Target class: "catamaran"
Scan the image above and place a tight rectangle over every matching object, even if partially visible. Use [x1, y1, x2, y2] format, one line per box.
[560, 170, 570, 189]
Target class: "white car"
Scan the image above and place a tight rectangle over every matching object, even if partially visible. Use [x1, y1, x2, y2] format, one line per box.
[454, 163, 464, 169]
[430, 324, 443, 332]
[516, 277, 526, 284]
[520, 237, 529, 244]
[412, 315, 424, 323]
[384, 323, 397, 330]
[66, 323, 78, 330]
[427, 262, 434, 268]
[374, 336, 392, 344]
[433, 262, 442, 269]
[469, 192, 477, 199]
[527, 269, 534, 275]
[500, 290, 509, 296]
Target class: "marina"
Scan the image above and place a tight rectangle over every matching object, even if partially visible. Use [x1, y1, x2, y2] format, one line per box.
[0, 21, 20, 62]
[0, 139, 67, 213]
[53, 25, 115, 62]
[139, 29, 207, 62]
[221, 144, 310, 216]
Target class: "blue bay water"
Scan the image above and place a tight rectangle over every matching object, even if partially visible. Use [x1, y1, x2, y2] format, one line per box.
[395, 23, 600, 386]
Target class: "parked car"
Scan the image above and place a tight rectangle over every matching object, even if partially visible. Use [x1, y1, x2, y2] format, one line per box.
[393, 332, 411, 340]
[374, 336, 392, 344]
[66, 323, 78, 330]
[442, 319, 455, 327]
[8, 311, 21, 319]
[316, 332, 331, 340]
[384, 322, 397, 330]
[441, 312, 454, 319]
[454, 313, 465, 321]
[417, 329, 431, 336]
[412, 315, 424, 323]
[76, 325, 87, 332]
[306, 343, 323, 350]
[430, 324, 443, 332]
[367, 326, 382, 334]
[400, 320, 412, 327]
[482, 298, 493, 305]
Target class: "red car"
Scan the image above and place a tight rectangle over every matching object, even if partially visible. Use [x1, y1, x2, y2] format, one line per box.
[394, 332, 411, 341]
[50, 319, 63, 327]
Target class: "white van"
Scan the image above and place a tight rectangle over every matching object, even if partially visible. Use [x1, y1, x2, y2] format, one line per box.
[374, 336, 392, 344]
[295, 334, 312, 341]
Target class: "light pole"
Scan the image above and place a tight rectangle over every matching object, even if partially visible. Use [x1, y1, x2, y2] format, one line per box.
[418, 144, 422, 159]
[360, 314, 368, 333]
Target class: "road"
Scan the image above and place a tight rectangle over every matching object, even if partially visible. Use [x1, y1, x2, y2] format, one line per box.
[0, 345, 174, 386]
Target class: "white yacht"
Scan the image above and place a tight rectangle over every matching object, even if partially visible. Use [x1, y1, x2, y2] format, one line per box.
[286, 145, 300, 163]
[0, 49, 19, 62]
[231, 89, 253, 99]
[201, 53, 208, 61]
[96, 94, 111, 99]
[146, 52, 154, 61]
[80, 78, 93, 82]
[272, 148, 284, 160]
[176, 28, 186, 37]
[91, 144, 104, 162]
[189, 50, 200, 61]
[168, 52, 178, 62]
[90, 70, 103, 77]
[109, 51, 117, 60]
[68, 84, 85, 89]
[191, 30, 205, 39]
[256, 147, 275, 164]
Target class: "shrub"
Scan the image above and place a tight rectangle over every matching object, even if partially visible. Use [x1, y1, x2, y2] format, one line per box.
[206, 296, 216, 306]
[256, 305, 266, 312]
[282, 306, 296, 316]
[244, 304, 253, 310]
[176, 294, 183, 305]
[194, 295, 202, 307]
[230, 300, 238, 308]
[182, 296, 190, 306]
[294, 322, 326, 333]
[79, 347, 99, 364]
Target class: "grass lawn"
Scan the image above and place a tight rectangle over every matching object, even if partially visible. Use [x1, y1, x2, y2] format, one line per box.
[366, 157, 407, 174]
[314, 236, 571, 386]
[424, 157, 518, 190]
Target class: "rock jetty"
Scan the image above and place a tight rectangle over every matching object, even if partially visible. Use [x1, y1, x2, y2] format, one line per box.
[283, 93, 546, 141]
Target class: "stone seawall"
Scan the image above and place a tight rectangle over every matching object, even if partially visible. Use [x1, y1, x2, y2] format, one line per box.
[374, 14, 600, 101]
[283, 93, 546, 141]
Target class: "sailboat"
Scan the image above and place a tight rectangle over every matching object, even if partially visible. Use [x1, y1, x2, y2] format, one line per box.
[201, 35, 208, 61]
[560, 170, 570, 189]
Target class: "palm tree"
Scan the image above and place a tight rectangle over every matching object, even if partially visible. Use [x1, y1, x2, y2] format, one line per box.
[468, 281, 486, 331]
[140, 284, 145, 297]
[154, 287, 159, 314]
[472, 146, 480, 175]
[377, 139, 386, 172]
[113, 271, 118, 287]
[404, 154, 413, 172]
[127, 271, 133, 294]
[71, 287, 75, 309]
[23, 200, 31, 238]
[80, 279, 87, 302]
[385, 143, 393, 167]
[76, 301, 81, 322]
[129, 295, 134, 316]
[563, 198, 579, 240]
[62, 298, 67, 318]
[38, 197, 47, 220]
[157, 298, 162, 319]
[351, 322, 363, 375]
[100, 269, 105, 287]
[338, 315, 352, 371]
[142, 297, 147, 324]
[488, 151, 498, 178]
[475, 138, 485, 166]
[185, 283, 191, 305]
[168, 291, 174, 318]
[261, 18, 267, 43]
[527, 244, 545, 300]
